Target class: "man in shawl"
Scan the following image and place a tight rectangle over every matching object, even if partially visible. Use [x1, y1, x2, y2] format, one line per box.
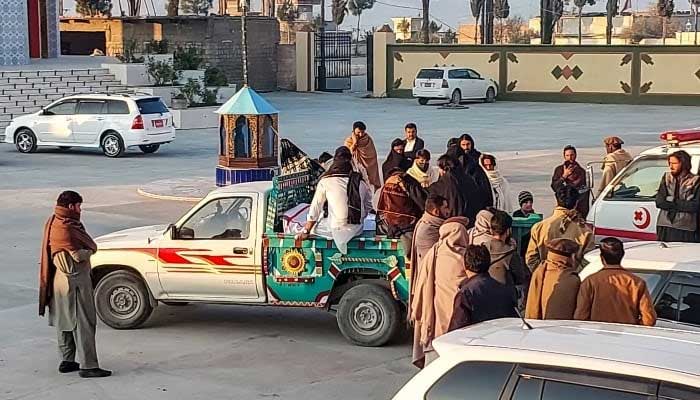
[381, 138, 412, 181]
[597, 136, 633, 197]
[376, 167, 427, 257]
[446, 134, 494, 208]
[300, 146, 373, 254]
[655, 150, 700, 242]
[410, 217, 470, 368]
[406, 149, 439, 188]
[449, 244, 518, 332]
[551, 145, 589, 218]
[410, 195, 450, 294]
[40, 191, 111, 378]
[525, 238, 581, 320]
[481, 153, 514, 213]
[526, 185, 594, 271]
[402, 122, 425, 163]
[344, 121, 382, 191]
[429, 155, 480, 224]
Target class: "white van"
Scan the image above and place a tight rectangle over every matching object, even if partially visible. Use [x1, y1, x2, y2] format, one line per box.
[587, 128, 700, 242]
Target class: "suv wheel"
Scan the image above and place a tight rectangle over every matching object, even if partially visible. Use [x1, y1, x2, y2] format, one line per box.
[450, 89, 461, 105]
[15, 129, 38, 153]
[418, 98, 429, 105]
[336, 283, 401, 347]
[102, 132, 125, 158]
[485, 87, 496, 103]
[94, 270, 153, 329]
[139, 144, 160, 154]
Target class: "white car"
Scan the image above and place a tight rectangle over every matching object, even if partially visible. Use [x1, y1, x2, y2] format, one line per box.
[581, 241, 700, 333]
[4, 94, 175, 157]
[393, 318, 700, 399]
[587, 128, 700, 242]
[412, 66, 498, 105]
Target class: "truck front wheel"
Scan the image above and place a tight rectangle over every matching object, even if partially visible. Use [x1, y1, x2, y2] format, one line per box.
[94, 270, 153, 329]
[336, 283, 401, 347]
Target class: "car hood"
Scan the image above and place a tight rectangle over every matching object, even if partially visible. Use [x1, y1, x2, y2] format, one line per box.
[95, 224, 168, 249]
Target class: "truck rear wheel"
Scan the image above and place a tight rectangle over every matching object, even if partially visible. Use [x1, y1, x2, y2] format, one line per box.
[94, 270, 153, 329]
[336, 283, 401, 347]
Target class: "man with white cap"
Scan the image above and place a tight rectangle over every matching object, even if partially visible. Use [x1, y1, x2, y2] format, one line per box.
[597, 136, 632, 197]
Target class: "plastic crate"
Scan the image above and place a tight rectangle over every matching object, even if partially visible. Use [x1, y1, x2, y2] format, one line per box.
[512, 213, 543, 254]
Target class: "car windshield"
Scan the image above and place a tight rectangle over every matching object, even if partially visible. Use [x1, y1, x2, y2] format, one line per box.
[136, 98, 169, 115]
[631, 270, 665, 292]
[417, 69, 444, 79]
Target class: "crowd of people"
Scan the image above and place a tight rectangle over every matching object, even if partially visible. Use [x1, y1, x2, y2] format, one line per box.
[299, 121, 664, 369]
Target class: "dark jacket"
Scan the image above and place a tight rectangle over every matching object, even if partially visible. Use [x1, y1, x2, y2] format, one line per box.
[382, 150, 412, 182]
[449, 273, 518, 331]
[428, 170, 478, 224]
[403, 137, 425, 162]
[446, 146, 493, 210]
[655, 172, 700, 233]
[377, 172, 426, 237]
[551, 162, 589, 218]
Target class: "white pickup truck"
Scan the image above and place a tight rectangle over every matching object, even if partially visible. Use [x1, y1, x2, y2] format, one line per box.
[90, 178, 410, 347]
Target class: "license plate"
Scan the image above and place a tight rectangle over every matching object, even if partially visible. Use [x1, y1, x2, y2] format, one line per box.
[153, 119, 164, 128]
[422, 83, 433, 88]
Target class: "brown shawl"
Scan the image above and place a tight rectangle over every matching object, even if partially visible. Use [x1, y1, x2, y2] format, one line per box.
[39, 206, 97, 316]
[525, 251, 581, 320]
[344, 132, 381, 190]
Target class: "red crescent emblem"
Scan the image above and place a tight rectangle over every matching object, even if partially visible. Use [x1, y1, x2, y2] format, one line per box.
[632, 207, 651, 230]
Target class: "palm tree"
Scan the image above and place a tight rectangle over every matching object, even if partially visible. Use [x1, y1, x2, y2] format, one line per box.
[348, 0, 376, 53]
[277, 0, 299, 43]
[429, 20, 442, 42]
[421, 0, 430, 44]
[397, 18, 411, 41]
[656, 0, 674, 45]
[574, 0, 595, 44]
[470, 0, 484, 44]
[332, 0, 348, 27]
[494, 0, 510, 43]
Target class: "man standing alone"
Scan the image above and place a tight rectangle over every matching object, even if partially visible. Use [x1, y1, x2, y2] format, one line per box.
[655, 150, 700, 242]
[402, 122, 425, 163]
[551, 145, 589, 218]
[40, 191, 111, 378]
[597, 136, 632, 197]
[575, 237, 657, 326]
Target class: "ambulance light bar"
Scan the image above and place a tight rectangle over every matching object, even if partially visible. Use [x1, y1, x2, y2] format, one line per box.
[660, 128, 700, 146]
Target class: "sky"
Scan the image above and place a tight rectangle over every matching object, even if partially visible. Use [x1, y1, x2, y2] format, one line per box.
[62, 0, 679, 32]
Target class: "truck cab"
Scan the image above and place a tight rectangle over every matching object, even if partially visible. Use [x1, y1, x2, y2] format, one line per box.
[587, 128, 700, 242]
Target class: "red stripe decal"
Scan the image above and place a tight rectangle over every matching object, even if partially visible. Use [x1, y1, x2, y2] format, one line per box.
[594, 227, 657, 241]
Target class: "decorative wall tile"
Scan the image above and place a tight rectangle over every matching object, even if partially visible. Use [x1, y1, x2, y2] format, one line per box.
[0, 0, 29, 65]
[45, 0, 59, 58]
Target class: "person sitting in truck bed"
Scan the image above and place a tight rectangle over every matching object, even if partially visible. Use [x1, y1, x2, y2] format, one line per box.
[299, 146, 373, 254]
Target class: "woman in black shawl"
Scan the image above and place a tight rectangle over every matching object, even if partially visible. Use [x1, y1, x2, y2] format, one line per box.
[382, 138, 412, 182]
[429, 155, 480, 226]
[446, 134, 494, 209]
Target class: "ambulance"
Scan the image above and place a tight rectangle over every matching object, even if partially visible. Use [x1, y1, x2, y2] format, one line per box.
[587, 128, 700, 242]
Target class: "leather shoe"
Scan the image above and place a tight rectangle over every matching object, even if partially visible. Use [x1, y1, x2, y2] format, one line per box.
[79, 368, 112, 378]
[58, 361, 80, 373]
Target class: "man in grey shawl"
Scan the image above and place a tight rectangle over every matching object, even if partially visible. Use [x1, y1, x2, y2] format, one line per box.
[409, 195, 450, 298]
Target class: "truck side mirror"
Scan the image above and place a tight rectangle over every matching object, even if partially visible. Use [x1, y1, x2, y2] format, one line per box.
[178, 226, 195, 240]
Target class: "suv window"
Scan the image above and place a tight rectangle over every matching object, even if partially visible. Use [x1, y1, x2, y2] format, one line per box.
[659, 382, 700, 399]
[45, 100, 77, 116]
[632, 270, 666, 296]
[657, 283, 681, 320]
[448, 69, 469, 79]
[179, 197, 253, 240]
[541, 380, 649, 400]
[679, 284, 700, 325]
[426, 362, 513, 399]
[606, 157, 666, 201]
[417, 69, 444, 79]
[136, 98, 169, 115]
[77, 100, 105, 115]
[105, 100, 130, 114]
[467, 69, 482, 79]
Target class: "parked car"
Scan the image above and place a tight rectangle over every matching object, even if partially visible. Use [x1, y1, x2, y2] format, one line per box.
[393, 318, 700, 399]
[412, 67, 498, 105]
[586, 128, 700, 242]
[581, 241, 700, 333]
[4, 94, 175, 157]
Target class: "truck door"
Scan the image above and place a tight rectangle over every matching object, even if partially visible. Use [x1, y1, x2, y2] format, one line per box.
[591, 156, 667, 241]
[157, 194, 261, 300]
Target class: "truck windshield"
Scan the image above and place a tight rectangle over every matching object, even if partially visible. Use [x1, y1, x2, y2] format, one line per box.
[417, 69, 444, 80]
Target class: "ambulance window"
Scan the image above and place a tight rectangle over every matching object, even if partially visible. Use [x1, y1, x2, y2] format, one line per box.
[606, 158, 667, 201]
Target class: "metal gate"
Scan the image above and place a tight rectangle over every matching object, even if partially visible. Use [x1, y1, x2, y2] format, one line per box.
[315, 31, 352, 92]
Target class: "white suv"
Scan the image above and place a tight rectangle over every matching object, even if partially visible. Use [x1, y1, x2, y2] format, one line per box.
[4, 94, 176, 157]
[412, 67, 498, 105]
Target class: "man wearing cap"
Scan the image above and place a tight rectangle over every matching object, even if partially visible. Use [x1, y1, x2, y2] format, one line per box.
[513, 191, 535, 218]
[597, 136, 632, 197]
[525, 238, 581, 320]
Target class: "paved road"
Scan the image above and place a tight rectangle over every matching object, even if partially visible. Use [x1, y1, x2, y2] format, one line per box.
[1, 92, 698, 399]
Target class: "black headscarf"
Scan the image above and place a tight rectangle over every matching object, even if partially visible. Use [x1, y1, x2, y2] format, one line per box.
[449, 134, 494, 209]
[323, 146, 353, 177]
[428, 155, 481, 225]
[382, 138, 411, 181]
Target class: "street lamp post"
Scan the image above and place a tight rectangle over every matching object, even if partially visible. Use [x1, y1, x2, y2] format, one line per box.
[240, 0, 249, 86]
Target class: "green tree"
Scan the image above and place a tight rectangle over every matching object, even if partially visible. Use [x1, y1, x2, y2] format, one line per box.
[167, 0, 179, 16]
[429, 20, 441, 42]
[574, 0, 595, 44]
[348, 0, 375, 54]
[181, 0, 212, 15]
[656, 0, 675, 44]
[397, 18, 411, 41]
[277, 0, 300, 43]
[443, 28, 457, 43]
[494, 0, 510, 43]
[76, 0, 112, 17]
[332, 0, 349, 26]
